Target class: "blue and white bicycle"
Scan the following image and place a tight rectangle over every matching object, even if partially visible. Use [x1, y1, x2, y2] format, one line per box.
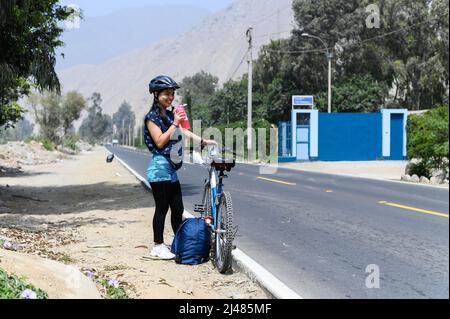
[193, 144, 237, 273]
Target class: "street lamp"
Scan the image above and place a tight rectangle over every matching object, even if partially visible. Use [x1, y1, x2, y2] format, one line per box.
[301, 33, 333, 113]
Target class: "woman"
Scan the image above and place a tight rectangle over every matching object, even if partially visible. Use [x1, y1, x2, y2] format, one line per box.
[144, 75, 216, 259]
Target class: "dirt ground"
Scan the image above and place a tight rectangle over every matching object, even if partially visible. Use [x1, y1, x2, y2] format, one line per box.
[0, 147, 269, 299]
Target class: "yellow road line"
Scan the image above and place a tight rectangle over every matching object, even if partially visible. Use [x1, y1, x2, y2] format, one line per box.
[257, 176, 296, 186]
[378, 201, 449, 218]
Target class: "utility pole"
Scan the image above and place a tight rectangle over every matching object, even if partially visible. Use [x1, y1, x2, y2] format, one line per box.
[122, 119, 125, 145]
[327, 52, 332, 114]
[128, 124, 131, 146]
[246, 26, 253, 159]
[301, 33, 333, 113]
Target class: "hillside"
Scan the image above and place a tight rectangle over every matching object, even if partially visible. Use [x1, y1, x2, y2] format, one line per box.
[57, 0, 295, 121]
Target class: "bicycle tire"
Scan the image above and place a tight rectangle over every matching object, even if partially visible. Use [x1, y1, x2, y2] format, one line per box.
[214, 191, 234, 273]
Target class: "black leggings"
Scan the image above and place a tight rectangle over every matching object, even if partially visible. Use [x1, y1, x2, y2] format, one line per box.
[150, 181, 184, 244]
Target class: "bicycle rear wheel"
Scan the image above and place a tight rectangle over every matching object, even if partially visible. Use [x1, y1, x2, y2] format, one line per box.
[214, 191, 234, 273]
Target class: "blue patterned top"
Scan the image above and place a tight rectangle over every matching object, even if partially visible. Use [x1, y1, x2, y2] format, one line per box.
[147, 154, 179, 183]
[144, 107, 182, 183]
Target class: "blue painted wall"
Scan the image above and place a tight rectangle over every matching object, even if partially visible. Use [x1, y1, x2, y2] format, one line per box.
[318, 113, 383, 161]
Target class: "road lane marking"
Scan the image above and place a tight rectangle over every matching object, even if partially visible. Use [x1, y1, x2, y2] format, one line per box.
[257, 176, 296, 186]
[378, 201, 449, 218]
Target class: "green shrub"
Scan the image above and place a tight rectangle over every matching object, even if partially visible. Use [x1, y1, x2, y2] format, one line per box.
[40, 138, 55, 151]
[407, 106, 449, 178]
[99, 279, 129, 299]
[64, 134, 80, 151]
[0, 267, 48, 299]
[407, 161, 433, 179]
[24, 135, 56, 151]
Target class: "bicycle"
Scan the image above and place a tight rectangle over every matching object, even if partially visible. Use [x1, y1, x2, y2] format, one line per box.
[193, 144, 238, 273]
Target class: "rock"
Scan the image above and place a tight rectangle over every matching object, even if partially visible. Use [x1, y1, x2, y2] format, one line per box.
[401, 174, 411, 182]
[411, 174, 420, 183]
[0, 206, 11, 214]
[430, 176, 443, 184]
[404, 163, 412, 175]
[405, 159, 420, 175]
[419, 176, 430, 184]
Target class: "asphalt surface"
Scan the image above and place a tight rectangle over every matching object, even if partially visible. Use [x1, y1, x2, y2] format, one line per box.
[105, 145, 449, 299]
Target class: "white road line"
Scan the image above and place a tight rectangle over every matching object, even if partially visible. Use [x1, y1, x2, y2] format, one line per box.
[106, 148, 303, 299]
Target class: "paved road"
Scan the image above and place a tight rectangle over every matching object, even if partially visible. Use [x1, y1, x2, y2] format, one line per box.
[106, 146, 449, 299]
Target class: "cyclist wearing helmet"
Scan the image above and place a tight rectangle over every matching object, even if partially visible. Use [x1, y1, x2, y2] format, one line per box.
[144, 75, 216, 259]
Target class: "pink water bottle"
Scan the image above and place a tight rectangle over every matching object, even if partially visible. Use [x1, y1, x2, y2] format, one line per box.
[175, 104, 190, 129]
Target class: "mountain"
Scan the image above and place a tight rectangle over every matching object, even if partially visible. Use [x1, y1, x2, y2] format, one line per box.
[56, 5, 211, 70]
[57, 0, 295, 121]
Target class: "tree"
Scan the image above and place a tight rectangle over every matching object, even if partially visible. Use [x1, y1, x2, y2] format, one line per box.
[208, 77, 250, 126]
[0, 118, 34, 143]
[29, 90, 85, 145]
[31, 91, 63, 144]
[179, 71, 219, 122]
[112, 101, 136, 145]
[377, 0, 449, 109]
[251, 0, 449, 121]
[315, 75, 387, 112]
[0, 0, 75, 127]
[79, 93, 113, 145]
[61, 91, 86, 138]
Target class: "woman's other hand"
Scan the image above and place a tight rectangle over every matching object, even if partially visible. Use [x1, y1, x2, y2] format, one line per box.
[202, 139, 217, 146]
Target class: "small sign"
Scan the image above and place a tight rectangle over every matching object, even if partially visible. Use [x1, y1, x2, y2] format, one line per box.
[292, 95, 314, 106]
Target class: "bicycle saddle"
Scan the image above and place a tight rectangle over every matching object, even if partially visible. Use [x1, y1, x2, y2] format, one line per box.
[211, 157, 235, 171]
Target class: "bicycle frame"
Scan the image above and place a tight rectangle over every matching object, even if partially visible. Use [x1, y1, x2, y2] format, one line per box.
[197, 145, 228, 231]
[206, 166, 226, 231]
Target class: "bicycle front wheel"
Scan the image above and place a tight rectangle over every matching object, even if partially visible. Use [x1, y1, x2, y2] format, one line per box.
[214, 191, 234, 274]
[202, 182, 212, 218]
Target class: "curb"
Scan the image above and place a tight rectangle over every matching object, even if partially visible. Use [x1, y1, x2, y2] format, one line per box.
[106, 148, 302, 299]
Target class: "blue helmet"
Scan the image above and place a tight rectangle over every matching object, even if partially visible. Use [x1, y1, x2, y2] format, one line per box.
[149, 75, 180, 93]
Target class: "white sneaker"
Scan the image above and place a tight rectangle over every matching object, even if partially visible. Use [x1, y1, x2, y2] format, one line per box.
[149, 244, 175, 260]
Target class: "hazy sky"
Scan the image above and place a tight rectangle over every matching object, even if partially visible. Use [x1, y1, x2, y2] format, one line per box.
[58, 0, 234, 17]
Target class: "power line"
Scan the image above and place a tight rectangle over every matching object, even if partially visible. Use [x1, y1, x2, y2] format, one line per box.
[263, 11, 449, 55]
[253, 30, 292, 39]
[228, 48, 250, 80]
[265, 47, 328, 54]
[250, 5, 291, 27]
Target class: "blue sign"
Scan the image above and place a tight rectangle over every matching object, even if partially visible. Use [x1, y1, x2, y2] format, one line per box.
[292, 95, 314, 106]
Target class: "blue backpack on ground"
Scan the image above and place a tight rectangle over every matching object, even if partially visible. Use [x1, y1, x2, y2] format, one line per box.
[171, 217, 211, 265]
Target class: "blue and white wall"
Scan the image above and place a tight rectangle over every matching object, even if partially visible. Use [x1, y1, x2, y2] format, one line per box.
[279, 109, 408, 162]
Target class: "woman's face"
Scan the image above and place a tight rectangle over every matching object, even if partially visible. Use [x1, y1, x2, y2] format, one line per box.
[157, 89, 175, 109]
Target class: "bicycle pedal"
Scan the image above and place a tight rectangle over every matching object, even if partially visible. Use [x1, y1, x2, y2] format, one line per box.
[194, 204, 205, 213]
